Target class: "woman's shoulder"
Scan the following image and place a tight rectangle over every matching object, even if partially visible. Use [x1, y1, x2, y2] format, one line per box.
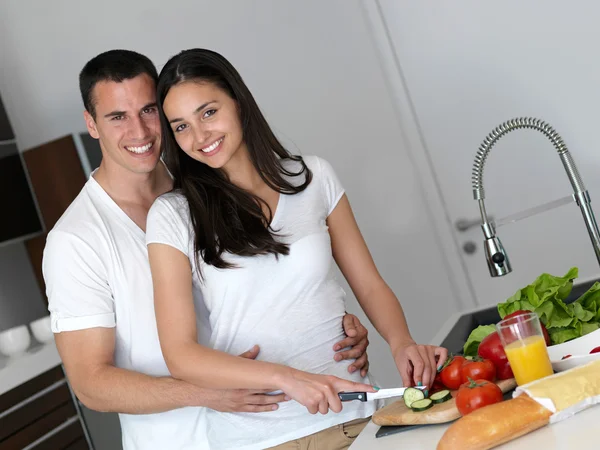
[280, 154, 331, 176]
[148, 190, 190, 223]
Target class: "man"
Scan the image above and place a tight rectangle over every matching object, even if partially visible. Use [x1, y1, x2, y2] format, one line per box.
[42, 49, 371, 450]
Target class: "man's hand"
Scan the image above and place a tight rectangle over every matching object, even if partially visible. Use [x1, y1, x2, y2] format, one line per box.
[333, 313, 370, 377]
[202, 388, 288, 413]
[203, 345, 288, 413]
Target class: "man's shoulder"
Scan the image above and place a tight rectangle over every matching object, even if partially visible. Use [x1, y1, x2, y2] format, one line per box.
[47, 181, 105, 244]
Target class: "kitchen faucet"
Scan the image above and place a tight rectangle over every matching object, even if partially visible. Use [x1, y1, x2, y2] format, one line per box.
[471, 117, 600, 277]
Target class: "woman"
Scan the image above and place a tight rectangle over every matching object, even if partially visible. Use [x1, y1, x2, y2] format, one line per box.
[146, 48, 448, 450]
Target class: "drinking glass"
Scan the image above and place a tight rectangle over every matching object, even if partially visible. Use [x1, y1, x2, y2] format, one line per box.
[496, 311, 554, 385]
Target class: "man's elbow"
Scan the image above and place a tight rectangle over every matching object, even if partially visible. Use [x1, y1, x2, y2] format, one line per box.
[71, 385, 108, 412]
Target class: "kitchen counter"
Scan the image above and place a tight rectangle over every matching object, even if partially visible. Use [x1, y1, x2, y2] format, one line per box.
[349, 405, 599, 449]
[0, 340, 62, 396]
[351, 278, 600, 449]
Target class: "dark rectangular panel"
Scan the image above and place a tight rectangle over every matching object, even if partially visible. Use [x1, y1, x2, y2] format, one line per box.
[0, 143, 43, 243]
[0, 95, 15, 141]
[79, 133, 102, 170]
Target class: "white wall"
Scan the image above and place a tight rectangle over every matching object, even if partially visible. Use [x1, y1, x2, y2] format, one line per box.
[376, 0, 600, 306]
[0, 0, 462, 391]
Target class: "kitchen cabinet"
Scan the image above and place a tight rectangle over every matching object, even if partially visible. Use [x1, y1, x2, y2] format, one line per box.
[0, 365, 90, 449]
[0, 93, 43, 246]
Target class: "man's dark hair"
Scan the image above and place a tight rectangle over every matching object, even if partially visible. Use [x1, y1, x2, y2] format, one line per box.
[79, 49, 158, 118]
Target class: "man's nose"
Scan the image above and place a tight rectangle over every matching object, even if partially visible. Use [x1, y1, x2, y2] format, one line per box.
[130, 116, 150, 139]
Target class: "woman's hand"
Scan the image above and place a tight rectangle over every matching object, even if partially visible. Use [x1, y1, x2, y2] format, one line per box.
[277, 370, 376, 415]
[392, 341, 448, 390]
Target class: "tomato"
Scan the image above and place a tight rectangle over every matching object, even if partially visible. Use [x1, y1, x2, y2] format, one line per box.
[591, 346, 600, 354]
[456, 378, 504, 416]
[439, 355, 466, 390]
[461, 358, 496, 384]
[478, 331, 514, 379]
[504, 310, 551, 346]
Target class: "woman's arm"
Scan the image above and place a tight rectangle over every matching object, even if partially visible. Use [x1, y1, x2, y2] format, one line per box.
[147, 242, 375, 414]
[327, 195, 448, 389]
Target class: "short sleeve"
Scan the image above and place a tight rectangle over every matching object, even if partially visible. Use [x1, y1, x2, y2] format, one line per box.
[316, 156, 345, 216]
[43, 230, 115, 333]
[146, 194, 191, 256]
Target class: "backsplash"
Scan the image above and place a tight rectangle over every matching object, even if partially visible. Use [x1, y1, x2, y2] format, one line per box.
[0, 241, 47, 332]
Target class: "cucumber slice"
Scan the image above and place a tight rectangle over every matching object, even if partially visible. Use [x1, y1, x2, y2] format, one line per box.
[410, 398, 433, 412]
[403, 387, 425, 408]
[429, 390, 452, 404]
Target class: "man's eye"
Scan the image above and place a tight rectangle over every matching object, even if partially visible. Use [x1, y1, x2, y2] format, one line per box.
[143, 107, 157, 114]
[203, 109, 216, 118]
[175, 124, 188, 132]
[112, 115, 124, 121]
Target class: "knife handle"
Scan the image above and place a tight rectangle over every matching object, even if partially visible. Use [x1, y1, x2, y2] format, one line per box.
[338, 391, 367, 402]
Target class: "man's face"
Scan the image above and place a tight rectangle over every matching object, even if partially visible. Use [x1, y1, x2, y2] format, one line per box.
[84, 73, 161, 175]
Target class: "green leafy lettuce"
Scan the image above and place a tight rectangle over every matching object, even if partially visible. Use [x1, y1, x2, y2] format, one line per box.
[497, 267, 600, 344]
[463, 325, 496, 357]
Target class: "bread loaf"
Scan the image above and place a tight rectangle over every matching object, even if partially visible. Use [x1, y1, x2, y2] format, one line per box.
[436, 396, 552, 450]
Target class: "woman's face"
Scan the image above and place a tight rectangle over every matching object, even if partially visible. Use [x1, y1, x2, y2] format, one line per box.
[163, 80, 245, 170]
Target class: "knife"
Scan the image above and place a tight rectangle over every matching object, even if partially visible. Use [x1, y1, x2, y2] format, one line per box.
[338, 386, 427, 402]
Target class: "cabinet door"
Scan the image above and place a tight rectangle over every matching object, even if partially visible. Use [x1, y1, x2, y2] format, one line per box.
[0, 366, 87, 450]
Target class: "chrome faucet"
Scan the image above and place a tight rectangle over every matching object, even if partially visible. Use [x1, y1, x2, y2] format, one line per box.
[471, 117, 600, 277]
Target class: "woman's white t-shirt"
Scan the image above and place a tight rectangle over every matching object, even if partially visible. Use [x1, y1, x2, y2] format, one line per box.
[146, 155, 377, 450]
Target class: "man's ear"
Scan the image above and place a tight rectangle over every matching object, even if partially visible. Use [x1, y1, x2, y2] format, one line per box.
[84, 110, 100, 139]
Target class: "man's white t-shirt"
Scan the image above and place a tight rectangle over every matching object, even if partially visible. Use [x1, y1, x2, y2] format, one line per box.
[146, 155, 378, 450]
[43, 173, 211, 450]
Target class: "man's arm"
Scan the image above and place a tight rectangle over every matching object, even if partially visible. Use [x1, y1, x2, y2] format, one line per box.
[56, 327, 286, 414]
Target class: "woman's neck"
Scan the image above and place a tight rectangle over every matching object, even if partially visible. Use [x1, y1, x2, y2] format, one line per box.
[224, 146, 266, 193]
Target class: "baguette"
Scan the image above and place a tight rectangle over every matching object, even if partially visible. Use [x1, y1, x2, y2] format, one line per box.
[436, 396, 552, 450]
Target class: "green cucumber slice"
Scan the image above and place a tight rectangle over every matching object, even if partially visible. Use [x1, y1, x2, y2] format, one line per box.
[429, 390, 452, 404]
[403, 387, 425, 408]
[410, 398, 433, 412]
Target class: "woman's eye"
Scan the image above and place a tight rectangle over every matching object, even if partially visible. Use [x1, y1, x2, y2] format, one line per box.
[175, 124, 188, 132]
[203, 109, 217, 118]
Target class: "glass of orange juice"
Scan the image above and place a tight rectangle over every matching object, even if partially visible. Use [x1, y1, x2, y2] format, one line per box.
[496, 311, 554, 385]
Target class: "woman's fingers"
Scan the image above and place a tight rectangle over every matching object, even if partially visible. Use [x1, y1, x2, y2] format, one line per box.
[435, 346, 449, 372]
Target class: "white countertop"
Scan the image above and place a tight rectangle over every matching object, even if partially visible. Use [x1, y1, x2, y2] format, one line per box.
[0, 341, 62, 395]
[350, 304, 600, 449]
[349, 405, 599, 450]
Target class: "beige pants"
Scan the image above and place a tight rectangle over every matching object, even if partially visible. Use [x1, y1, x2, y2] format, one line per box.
[265, 417, 371, 450]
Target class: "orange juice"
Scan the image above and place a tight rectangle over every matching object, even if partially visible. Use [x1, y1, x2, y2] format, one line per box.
[504, 335, 554, 385]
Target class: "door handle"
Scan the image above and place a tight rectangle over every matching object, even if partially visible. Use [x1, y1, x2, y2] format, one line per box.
[455, 217, 493, 232]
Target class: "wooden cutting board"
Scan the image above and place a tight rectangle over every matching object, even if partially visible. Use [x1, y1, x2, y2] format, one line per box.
[372, 378, 517, 426]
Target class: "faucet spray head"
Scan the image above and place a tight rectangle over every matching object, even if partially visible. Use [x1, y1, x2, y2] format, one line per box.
[483, 235, 512, 277]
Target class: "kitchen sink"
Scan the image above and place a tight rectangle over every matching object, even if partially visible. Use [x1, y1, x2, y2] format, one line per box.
[440, 278, 600, 355]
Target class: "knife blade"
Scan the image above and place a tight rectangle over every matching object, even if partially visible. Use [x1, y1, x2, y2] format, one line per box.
[338, 386, 427, 402]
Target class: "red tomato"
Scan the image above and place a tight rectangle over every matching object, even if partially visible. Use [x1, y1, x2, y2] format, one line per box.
[439, 355, 466, 390]
[590, 346, 600, 354]
[477, 331, 514, 380]
[461, 358, 496, 384]
[456, 378, 503, 416]
[504, 310, 551, 346]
